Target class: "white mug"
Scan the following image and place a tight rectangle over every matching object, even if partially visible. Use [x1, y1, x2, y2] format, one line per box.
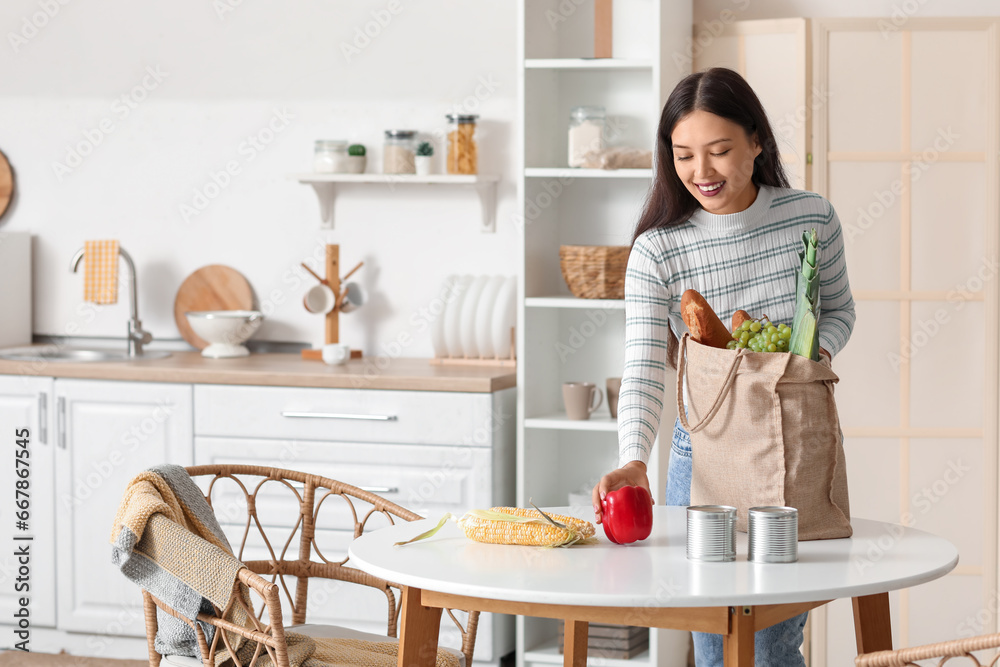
[339, 282, 366, 313]
[304, 284, 336, 314]
[322, 343, 351, 365]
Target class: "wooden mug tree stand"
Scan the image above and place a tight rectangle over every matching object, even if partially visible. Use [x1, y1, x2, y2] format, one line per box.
[301, 244, 364, 361]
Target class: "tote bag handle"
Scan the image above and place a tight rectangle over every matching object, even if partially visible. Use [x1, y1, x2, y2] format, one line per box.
[676, 333, 746, 434]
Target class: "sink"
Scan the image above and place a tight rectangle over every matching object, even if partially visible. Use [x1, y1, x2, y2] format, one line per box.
[0, 346, 171, 362]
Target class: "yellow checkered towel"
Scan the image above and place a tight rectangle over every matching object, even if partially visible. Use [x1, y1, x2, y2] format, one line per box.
[83, 239, 119, 304]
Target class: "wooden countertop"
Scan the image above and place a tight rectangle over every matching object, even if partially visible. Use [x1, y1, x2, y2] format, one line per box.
[0, 350, 517, 393]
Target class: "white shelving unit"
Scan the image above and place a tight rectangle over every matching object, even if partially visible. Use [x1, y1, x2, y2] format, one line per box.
[516, 2, 692, 667]
[292, 173, 500, 232]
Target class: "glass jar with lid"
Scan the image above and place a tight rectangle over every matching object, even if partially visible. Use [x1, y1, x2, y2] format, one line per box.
[383, 130, 416, 174]
[446, 114, 478, 174]
[314, 140, 349, 173]
[568, 106, 606, 168]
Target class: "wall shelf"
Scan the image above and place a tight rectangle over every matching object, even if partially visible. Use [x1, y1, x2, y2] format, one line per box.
[525, 168, 652, 180]
[524, 414, 618, 432]
[526, 297, 625, 310]
[292, 173, 500, 232]
[524, 58, 653, 70]
[524, 637, 651, 666]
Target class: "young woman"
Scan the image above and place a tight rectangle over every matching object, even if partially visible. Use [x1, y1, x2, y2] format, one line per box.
[591, 67, 856, 666]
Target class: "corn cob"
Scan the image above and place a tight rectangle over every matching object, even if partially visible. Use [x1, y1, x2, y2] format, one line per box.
[395, 506, 596, 548]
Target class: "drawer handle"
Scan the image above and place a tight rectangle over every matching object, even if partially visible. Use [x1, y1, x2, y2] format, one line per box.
[288, 482, 399, 495]
[281, 411, 398, 422]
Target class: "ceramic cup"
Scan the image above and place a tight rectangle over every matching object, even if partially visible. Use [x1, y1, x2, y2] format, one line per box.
[304, 284, 336, 314]
[339, 282, 366, 313]
[562, 382, 603, 420]
[322, 343, 351, 366]
[606, 377, 622, 419]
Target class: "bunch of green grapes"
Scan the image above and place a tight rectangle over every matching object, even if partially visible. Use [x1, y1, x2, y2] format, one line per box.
[726, 317, 792, 352]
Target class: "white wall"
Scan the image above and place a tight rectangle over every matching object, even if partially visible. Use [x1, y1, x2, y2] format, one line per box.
[694, 0, 1000, 23]
[0, 0, 518, 355]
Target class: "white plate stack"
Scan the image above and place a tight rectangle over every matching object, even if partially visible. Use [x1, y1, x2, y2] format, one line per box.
[432, 274, 516, 361]
[748, 506, 799, 563]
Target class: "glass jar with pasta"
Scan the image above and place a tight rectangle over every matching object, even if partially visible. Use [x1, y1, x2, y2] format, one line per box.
[446, 114, 478, 175]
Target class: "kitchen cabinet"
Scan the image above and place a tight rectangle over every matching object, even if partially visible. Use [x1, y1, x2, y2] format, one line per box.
[54, 379, 193, 636]
[516, 2, 691, 666]
[696, 16, 1000, 666]
[0, 359, 514, 661]
[193, 383, 517, 665]
[0, 376, 55, 629]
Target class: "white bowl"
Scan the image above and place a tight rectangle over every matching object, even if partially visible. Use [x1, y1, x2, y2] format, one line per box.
[185, 310, 263, 358]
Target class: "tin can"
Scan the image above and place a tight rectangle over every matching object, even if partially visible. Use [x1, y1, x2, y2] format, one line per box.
[748, 506, 799, 563]
[686, 505, 736, 562]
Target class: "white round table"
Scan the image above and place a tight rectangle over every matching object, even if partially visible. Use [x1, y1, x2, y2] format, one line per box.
[349, 506, 958, 667]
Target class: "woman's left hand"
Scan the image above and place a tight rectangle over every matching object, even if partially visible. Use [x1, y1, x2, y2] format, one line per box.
[819, 347, 831, 361]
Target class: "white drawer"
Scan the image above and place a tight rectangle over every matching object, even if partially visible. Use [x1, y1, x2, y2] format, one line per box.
[194, 436, 497, 524]
[194, 384, 497, 446]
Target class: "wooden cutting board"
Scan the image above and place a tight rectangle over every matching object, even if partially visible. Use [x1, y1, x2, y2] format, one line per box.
[0, 149, 13, 221]
[173, 265, 254, 349]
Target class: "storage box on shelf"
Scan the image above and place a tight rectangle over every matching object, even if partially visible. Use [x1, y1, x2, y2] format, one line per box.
[517, 2, 692, 666]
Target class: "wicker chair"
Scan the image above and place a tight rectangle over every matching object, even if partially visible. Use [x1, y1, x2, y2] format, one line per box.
[855, 633, 1000, 666]
[140, 464, 479, 667]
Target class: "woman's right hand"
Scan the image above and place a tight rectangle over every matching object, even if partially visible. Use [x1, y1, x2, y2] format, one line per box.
[591, 460, 652, 524]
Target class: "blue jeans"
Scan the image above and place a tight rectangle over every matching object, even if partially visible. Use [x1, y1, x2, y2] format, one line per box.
[667, 417, 808, 667]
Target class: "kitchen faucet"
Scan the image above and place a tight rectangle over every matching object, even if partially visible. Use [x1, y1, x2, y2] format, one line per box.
[70, 246, 153, 357]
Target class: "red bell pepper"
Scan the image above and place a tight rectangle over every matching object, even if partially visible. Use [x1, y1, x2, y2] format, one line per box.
[601, 485, 653, 544]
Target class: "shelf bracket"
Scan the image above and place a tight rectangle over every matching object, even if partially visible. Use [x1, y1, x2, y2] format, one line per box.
[473, 181, 497, 233]
[308, 182, 337, 229]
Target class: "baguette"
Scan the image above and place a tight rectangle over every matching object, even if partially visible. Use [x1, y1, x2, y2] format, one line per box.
[731, 309, 752, 331]
[680, 289, 733, 349]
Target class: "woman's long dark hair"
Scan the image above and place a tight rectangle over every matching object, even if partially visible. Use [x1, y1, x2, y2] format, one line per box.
[635, 67, 790, 368]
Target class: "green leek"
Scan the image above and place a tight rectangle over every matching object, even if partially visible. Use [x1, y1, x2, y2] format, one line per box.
[788, 229, 821, 361]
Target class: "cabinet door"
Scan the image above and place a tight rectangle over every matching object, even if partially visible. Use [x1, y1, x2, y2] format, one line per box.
[54, 379, 193, 635]
[810, 18, 999, 666]
[0, 375, 55, 628]
[693, 18, 811, 190]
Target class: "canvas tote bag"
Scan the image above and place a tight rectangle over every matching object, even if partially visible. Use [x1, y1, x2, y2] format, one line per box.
[676, 333, 852, 540]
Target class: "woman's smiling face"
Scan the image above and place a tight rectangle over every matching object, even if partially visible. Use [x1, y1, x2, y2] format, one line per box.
[671, 109, 763, 215]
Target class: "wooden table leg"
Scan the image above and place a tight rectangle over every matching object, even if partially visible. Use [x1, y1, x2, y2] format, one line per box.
[398, 586, 442, 667]
[563, 620, 588, 667]
[723, 606, 755, 666]
[853, 592, 892, 654]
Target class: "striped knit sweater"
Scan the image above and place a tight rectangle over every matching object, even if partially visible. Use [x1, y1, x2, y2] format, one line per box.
[618, 184, 855, 466]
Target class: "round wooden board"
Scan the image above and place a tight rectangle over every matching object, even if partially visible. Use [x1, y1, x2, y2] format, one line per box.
[173, 265, 254, 349]
[0, 149, 13, 221]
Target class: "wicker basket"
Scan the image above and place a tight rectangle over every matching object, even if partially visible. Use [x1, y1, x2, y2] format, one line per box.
[559, 245, 630, 299]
